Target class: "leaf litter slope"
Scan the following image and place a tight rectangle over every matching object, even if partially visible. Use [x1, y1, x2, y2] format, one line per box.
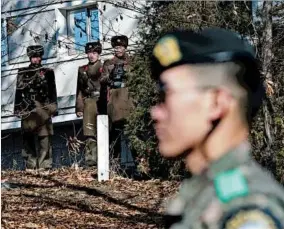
[1, 168, 180, 229]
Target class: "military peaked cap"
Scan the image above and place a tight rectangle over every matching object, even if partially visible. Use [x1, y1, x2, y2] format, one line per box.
[151, 27, 265, 117]
[27, 45, 44, 57]
[111, 35, 128, 48]
[85, 41, 102, 54]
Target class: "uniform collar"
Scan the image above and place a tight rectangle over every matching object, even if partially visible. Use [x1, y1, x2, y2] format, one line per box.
[88, 60, 99, 65]
[113, 53, 129, 62]
[29, 63, 42, 69]
[205, 140, 252, 179]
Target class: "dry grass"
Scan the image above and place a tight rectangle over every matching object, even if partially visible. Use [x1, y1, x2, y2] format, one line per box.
[1, 168, 180, 229]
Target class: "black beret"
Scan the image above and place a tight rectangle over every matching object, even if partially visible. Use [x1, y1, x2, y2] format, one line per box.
[85, 41, 102, 54]
[151, 27, 265, 117]
[111, 35, 128, 48]
[27, 45, 44, 57]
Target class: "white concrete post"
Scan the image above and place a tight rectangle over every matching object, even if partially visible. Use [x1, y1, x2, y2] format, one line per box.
[97, 115, 109, 181]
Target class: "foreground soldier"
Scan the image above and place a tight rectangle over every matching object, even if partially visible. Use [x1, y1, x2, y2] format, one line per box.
[150, 28, 284, 228]
[76, 41, 103, 167]
[101, 35, 133, 161]
[14, 45, 57, 169]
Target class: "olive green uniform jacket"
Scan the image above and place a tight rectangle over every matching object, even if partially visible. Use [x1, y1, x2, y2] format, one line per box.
[101, 54, 134, 123]
[165, 141, 284, 229]
[75, 61, 103, 137]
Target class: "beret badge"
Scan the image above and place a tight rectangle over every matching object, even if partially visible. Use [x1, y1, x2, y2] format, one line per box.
[153, 36, 182, 67]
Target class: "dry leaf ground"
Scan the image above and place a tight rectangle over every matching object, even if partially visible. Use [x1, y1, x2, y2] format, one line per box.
[1, 168, 180, 229]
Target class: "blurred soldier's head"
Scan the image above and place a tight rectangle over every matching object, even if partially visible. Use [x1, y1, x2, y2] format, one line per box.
[150, 28, 264, 169]
[85, 41, 102, 63]
[27, 45, 44, 66]
[111, 35, 128, 58]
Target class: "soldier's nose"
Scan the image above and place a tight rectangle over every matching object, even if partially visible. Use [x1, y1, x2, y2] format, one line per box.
[151, 105, 165, 122]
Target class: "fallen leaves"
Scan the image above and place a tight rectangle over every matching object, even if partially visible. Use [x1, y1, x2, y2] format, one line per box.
[1, 168, 180, 229]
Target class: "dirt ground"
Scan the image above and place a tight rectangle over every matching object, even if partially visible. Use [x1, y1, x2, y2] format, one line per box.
[1, 168, 180, 229]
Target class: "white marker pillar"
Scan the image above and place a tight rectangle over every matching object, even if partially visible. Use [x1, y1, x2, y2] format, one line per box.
[97, 115, 109, 181]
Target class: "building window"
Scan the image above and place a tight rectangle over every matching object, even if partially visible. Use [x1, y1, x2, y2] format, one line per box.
[5, 10, 57, 65]
[67, 7, 99, 55]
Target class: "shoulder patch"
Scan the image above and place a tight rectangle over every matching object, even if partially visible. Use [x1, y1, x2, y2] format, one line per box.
[214, 168, 249, 203]
[221, 206, 282, 229]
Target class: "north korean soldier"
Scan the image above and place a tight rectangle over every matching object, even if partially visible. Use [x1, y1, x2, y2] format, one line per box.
[150, 28, 284, 228]
[14, 45, 58, 170]
[76, 41, 103, 167]
[101, 35, 134, 161]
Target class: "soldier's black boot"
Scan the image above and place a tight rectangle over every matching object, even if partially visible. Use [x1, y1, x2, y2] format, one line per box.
[84, 137, 97, 167]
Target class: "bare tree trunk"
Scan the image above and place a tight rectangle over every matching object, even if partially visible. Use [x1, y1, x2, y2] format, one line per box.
[261, 1, 276, 174]
[262, 1, 273, 88]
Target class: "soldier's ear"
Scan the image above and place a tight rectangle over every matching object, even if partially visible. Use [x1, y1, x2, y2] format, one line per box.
[207, 88, 232, 121]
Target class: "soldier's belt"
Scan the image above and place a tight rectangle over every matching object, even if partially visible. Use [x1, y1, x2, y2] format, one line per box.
[87, 91, 100, 98]
[110, 82, 125, 89]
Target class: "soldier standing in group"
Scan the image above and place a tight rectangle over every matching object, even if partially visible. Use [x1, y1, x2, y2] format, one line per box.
[14, 45, 58, 170]
[150, 28, 284, 228]
[76, 41, 103, 167]
[101, 35, 133, 162]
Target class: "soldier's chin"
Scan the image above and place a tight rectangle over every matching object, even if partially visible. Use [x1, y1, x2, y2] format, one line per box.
[158, 142, 182, 158]
[31, 63, 41, 67]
